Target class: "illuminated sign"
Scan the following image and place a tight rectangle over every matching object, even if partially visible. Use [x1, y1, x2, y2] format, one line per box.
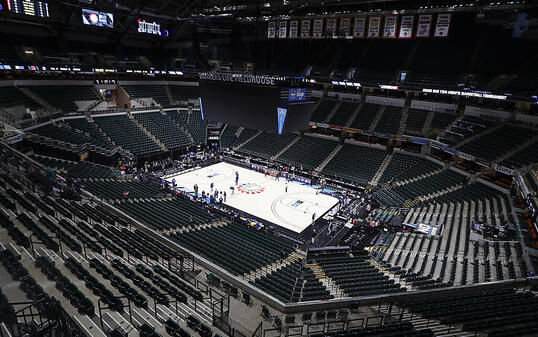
[137, 19, 168, 36]
[82, 9, 113, 28]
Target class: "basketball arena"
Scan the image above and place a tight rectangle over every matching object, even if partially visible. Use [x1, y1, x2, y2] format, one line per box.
[0, 1, 538, 337]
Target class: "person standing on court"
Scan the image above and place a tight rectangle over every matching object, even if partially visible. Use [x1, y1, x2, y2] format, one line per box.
[285, 182, 288, 193]
[210, 182, 214, 192]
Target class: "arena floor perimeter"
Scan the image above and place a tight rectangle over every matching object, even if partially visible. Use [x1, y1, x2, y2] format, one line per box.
[164, 162, 339, 233]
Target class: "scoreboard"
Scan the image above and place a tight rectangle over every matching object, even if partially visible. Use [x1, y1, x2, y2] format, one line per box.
[6, 0, 49, 17]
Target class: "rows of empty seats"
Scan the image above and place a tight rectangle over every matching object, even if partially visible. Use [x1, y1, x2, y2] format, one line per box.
[135, 112, 193, 150]
[310, 99, 338, 123]
[316, 253, 405, 297]
[277, 136, 338, 171]
[116, 198, 218, 230]
[322, 144, 386, 185]
[457, 124, 534, 162]
[24, 85, 98, 112]
[122, 85, 170, 107]
[252, 260, 333, 302]
[402, 288, 538, 336]
[0, 86, 40, 109]
[168, 110, 206, 144]
[169, 222, 293, 275]
[378, 154, 433, 186]
[375, 169, 466, 206]
[237, 132, 297, 159]
[64, 118, 116, 149]
[429, 112, 458, 131]
[501, 139, 538, 168]
[94, 114, 161, 156]
[84, 179, 164, 199]
[327, 102, 356, 126]
[34, 156, 117, 178]
[375, 106, 402, 135]
[220, 125, 240, 148]
[405, 109, 429, 133]
[30, 123, 109, 148]
[349, 103, 380, 130]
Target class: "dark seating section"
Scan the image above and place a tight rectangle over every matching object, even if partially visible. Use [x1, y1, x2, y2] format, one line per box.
[232, 128, 258, 147]
[349, 103, 380, 130]
[0, 211, 30, 248]
[84, 179, 163, 199]
[134, 112, 193, 150]
[378, 154, 436, 185]
[501, 139, 538, 168]
[65, 257, 124, 312]
[316, 253, 405, 297]
[322, 144, 386, 185]
[277, 136, 338, 171]
[169, 222, 293, 275]
[116, 198, 218, 230]
[24, 85, 98, 112]
[429, 112, 458, 131]
[35, 256, 95, 315]
[168, 109, 206, 144]
[91, 258, 149, 308]
[310, 99, 338, 123]
[220, 125, 240, 148]
[123, 85, 170, 107]
[237, 132, 297, 159]
[34, 156, 117, 178]
[94, 114, 161, 156]
[375, 169, 466, 207]
[0, 249, 64, 322]
[328, 102, 356, 126]
[405, 109, 429, 133]
[168, 85, 200, 102]
[375, 106, 402, 135]
[0, 86, 40, 109]
[253, 260, 333, 302]
[457, 124, 533, 161]
[31, 123, 109, 148]
[310, 322, 433, 337]
[64, 118, 116, 149]
[442, 116, 495, 145]
[403, 288, 538, 336]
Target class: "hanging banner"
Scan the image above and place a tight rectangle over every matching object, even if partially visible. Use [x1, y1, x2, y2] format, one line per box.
[278, 21, 287, 38]
[268, 21, 276, 38]
[301, 20, 311, 39]
[339, 17, 351, 37]
[313, 19, 324, 38]
[326, 18, 337, 38]
[353, 17, 366, 38]
[383, 15, 398, 38]
[289, 20, 298, 38]
[434, 13, 451, 37]
[367, 16, 381, 38]
[398, 15, 414, 39]
[416, 14, 432, 38]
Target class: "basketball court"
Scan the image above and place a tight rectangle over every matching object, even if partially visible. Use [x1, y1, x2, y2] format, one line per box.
[164, 162, 340, 233]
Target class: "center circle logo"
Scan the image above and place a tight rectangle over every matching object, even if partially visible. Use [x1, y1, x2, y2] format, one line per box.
[237, 183, 265, 194]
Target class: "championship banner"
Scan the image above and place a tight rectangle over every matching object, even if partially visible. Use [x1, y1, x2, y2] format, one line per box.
[398, 15, 414, 39]
[301, 20, 311, 38]
[278, 21, 287, 38]
[289, 20, 298, 38]
[383, 15, 397, 38]
[367, 16, 381, 38]
[353, 17, 366, 38]
[313, 19, 324, 38]
[326, 18, 337, 38]
[268, 21, 276, 38]
[434, 13, 451, 37]
[339, 17, 351, 37]
[416, 14, 432, 37]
